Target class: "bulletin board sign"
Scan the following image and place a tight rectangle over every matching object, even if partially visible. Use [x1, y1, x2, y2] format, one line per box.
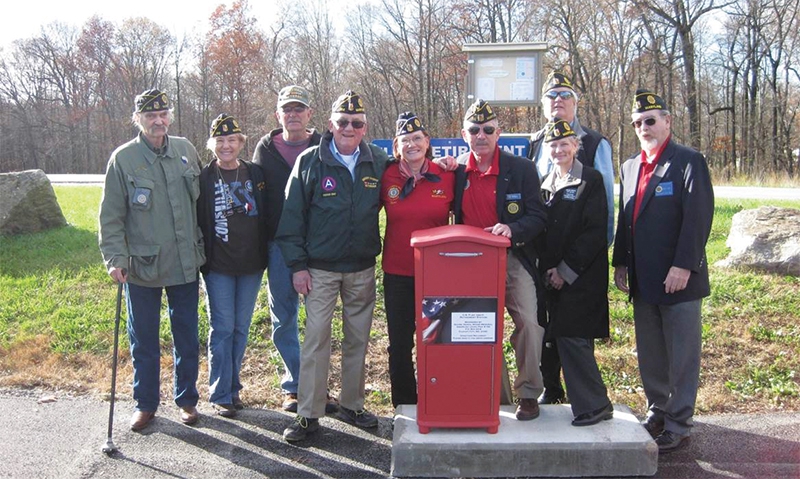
[463, 42, 547, 108]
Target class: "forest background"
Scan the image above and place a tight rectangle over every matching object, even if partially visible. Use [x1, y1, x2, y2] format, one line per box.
[0, 0, 798, 181]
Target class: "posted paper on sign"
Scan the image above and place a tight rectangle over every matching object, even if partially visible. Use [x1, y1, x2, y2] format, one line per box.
[451, 312, 496, 343]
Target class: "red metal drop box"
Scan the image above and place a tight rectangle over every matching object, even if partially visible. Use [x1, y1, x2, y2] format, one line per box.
[411, 224, 509, 434]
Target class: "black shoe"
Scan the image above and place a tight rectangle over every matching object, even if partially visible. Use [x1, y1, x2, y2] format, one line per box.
[232, 394, 244, 410]
[656, 430, 690, 452]
[538, 390, 566, 405]
[643, 417, 665, 439]
[571, 402, 614, 427]
[337, 406, 378, 428]
[325, 392, 340, 414]
[283, 416, 319, 442]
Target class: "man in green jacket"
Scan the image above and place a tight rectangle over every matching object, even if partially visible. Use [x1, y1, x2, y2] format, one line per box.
[276, 90, 388, 442]
[98, 89, 205, 432]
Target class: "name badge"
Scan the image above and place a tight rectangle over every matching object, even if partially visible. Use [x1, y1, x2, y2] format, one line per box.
[506, 193, 522, 200]
[562, 188, 578, 201]
[655, 181, 674, 197]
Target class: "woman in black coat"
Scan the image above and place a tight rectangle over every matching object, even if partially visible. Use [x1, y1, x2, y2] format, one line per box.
[539, 119, 612, 427]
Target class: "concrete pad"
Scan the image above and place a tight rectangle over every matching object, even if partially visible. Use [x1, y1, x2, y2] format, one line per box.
[391, 404, 657, 477]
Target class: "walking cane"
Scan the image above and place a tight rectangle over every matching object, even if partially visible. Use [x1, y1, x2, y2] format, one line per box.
[101, 282, 123, 455]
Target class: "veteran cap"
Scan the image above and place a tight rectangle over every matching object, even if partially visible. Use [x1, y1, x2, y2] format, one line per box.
[395, 111, 426, 136]
[464, 99, 497, 124]
[135, 88, 170, 113]
[632, 88, 668, 113]
[210, 113, 242, 138]
[541, 71, 575, 95]
[332, 90, 365, 114]
[278, 85, 310, 108]
[543, 118, 577, 142]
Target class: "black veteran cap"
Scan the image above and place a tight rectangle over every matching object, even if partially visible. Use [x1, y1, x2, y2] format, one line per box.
[332, 90, 365, 114]
[632, 88, 668, 113]
[210, 113, 242, 138]
[464, 99, 497, 124]
[544, 118, 577, 142]
[135, 89, 170, 113]
[541, 70, 574, 95]
[395, 111, 425, 136]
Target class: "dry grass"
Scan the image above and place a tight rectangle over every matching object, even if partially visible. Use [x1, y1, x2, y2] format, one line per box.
[2, 282, 798, 420]
[0, 310, 396, 416]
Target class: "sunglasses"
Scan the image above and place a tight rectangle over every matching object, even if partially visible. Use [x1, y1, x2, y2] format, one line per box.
[335, 119, 366, 129]
[466, 125, 497, 135]
[281, 105, 308, 114]
[543, 91, 575, 100]
[631, 117, 658, 129]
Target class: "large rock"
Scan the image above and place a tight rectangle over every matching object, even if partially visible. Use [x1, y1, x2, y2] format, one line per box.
[718, 206, 800, 275]
[0, 170, 67, 236]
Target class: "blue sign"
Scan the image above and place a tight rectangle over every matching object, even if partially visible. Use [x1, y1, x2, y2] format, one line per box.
[372, 136, 530, 159]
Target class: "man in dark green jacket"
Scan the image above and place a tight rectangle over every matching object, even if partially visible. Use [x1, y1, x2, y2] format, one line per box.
[276, 90, 388, 442]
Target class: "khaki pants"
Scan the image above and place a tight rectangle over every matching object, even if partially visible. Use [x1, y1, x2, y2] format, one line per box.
[297, 267, 376, 418]
[505, 253, 545, 399]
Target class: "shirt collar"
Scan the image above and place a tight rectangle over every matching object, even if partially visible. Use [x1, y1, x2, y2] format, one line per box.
[465, 146, 500, 176]
[640, 135, 671, 165]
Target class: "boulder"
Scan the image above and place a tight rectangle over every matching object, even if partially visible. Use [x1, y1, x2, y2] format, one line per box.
[717, 206, 800, 275]
[0, 170, 67, 236]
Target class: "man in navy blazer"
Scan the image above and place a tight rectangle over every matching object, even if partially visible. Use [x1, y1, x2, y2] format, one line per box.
[453, 99, 548, 422]
[612, 89, 714, 453]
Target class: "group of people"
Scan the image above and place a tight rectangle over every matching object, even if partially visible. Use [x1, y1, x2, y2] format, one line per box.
[98, 70, 713, 454]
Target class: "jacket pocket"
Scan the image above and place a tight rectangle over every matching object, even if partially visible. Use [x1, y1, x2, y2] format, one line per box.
[127, 175, 156, 211]
[129, 243, 161, 283]
[183, 168, 200, 201]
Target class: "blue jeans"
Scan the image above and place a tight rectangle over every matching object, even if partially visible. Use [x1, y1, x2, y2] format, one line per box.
[267, 241, 301, 394]
[204, 270, 264, 405]
[125, 280, 200, 412]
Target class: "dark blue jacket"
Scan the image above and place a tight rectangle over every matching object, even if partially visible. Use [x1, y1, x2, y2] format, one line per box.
[612, 139, 714, 304]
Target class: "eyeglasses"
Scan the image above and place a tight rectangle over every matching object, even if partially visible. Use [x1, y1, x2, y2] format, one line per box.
[335, 119, 366, 129]
[466, 125, 497, 136]
[280, 105, 308, 114]
[631, 117, 658, 129]
[543, 91, 575, 101]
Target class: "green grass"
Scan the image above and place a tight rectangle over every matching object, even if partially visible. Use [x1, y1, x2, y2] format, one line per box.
[1, 186, 799, 416]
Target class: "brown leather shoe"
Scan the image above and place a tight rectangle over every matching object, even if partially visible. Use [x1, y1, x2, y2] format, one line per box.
[180, 406, 199, 425]
[130, 410, 155, 431]
[282, 393, 298, 413]
[516, 398, 540, 421]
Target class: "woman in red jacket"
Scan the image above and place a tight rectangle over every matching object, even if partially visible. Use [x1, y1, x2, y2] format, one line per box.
[380, 112, 455, 408]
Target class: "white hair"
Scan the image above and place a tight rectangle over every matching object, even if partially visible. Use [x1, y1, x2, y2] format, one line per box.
[206, 133, 247, 152]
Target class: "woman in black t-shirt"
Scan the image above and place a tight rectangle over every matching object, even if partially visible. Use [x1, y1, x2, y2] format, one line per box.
[197, 113, 270, 418]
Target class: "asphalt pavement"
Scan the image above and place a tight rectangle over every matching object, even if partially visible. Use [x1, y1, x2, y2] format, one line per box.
[1, 387, 799, 479]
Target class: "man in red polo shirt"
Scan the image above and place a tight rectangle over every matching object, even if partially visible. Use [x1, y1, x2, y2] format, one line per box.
[453, 99, 548, 421]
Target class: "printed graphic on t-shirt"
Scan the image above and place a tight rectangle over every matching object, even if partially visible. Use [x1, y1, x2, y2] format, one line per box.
[214, 177, 258, 242]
